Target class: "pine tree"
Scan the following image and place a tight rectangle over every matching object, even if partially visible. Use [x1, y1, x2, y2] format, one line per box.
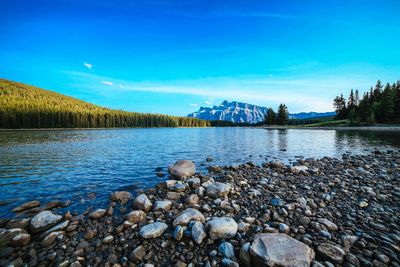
[277, 104, 288, 125]
[333, 94, 347, 119]
[265, 108, 276, 125]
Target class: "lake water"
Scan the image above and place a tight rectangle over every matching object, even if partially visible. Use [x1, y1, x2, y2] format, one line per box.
[1, 128, 400, 217]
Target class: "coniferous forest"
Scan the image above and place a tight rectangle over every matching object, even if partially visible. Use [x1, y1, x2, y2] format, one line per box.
[333, 80, 400, 124]
[0, 79, 235, 129]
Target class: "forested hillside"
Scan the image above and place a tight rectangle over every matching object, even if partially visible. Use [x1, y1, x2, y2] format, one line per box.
[0, 79, 234, 128]
[333, 80, 400, 124]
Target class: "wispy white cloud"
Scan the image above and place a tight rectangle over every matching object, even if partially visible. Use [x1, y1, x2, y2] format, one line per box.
[118, 83, 124, 89]
[189, 103, 198, 107]
[101, 81, 113, 86]
[83, 62, 92, 70]
[64, 64, 400, 112]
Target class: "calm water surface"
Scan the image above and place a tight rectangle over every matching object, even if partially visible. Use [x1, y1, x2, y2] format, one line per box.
[1, 128, 400, 217]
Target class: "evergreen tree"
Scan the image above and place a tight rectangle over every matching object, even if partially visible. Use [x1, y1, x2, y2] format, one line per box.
[333, 94, 347, 119]
[277, 104, 288, 125]
[265, 108, 276, 125]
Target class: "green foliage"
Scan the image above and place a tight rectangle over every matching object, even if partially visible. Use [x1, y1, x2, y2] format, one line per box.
[276, 104, 288, 125]
[264, 108, 276, 125]
[333, 80, 400, 124]
[0, 79, 235, 129]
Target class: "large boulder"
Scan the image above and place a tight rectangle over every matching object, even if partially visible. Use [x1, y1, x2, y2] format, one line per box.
[250, 233, 315, 267]
[173, 208, 205, 227]
[170, 160, 196, 179]
[132, 194, 153, 212]
[140, 222, 168, 239]
[206, 182, 232, 198]
[207, 217, 238, 240]
[30, 211, 63, 233]
[89, 209, 107, 220]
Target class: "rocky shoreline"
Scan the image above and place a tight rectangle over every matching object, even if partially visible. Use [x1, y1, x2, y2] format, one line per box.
[1, 151, 400, 267]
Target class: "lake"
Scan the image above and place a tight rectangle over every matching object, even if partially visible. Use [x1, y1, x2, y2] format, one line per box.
[1, 128, 400, 217]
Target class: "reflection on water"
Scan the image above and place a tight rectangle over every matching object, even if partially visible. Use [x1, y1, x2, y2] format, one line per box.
[0, 128, 399, 217]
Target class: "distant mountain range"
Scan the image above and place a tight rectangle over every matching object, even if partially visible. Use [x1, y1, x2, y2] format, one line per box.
[187, 100, 335, 124]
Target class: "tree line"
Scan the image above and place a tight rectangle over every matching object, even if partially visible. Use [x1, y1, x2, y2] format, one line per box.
[333, 80, 400, 124]
[0, 79, 235, 129]
[264, 104, 289, 125]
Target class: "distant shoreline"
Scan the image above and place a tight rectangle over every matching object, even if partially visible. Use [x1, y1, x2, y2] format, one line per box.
[262, 125, 400, 131]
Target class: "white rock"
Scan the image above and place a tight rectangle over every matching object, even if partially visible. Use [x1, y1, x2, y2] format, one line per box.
[170, 160, 196, 179]
[207, 217, 238, 240]
[191, 221, 207, 244]
[30, 211, 63, 233]
[206, 182, 232, 198]
[173, 208, 205, 227]
[133, 194, 153, 212]
[250, 233, 315, 266]
[153, 200, 173, 211]
[140, 222, 168, 239]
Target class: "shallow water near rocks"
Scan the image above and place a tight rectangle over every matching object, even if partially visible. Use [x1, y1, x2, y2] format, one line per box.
[1, 127, 399, 217]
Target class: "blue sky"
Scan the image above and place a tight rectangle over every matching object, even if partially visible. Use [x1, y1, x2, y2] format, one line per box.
[1, 0, 400, 114]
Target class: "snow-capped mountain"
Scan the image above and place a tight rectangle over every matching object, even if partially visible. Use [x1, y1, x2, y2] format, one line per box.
[188, 100, 335, 124]
[187, 100, 268, 124]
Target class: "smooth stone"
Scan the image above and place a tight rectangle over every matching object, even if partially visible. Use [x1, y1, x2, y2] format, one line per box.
[41, 231, 63, 247]
[153, 200, 173, 211]
[240, 242, 252, 267]
[140, 222, 168, 239]
[5, 218, 30, 229]
[291, 165, 309, 173]
[130, 245, 146, 261]
[269, 161, 285, 169]
[317, 218, 338, 231]
[221, 258, 239, 267]
[187, 178, 201, 188]
[170, 160, 196, 179]
[219, 241, 236, 259]
[207, 217, 238, 240]
[317, 243, 346, 264]
[173, 208, 205, 227]
[110, 191, 132, 205]
[89, 209, 107, 219]
[102, 235, 114, 244]
[30, 211, 63, 233]
[191, 221, 207, 244]
[126, 210, 146, 223]
[206, 182, 232, 198]
[185, 194, 200, 205]
[173, 225, 184, 241]
[10, 233, 31, 246]
[39, 220, 69, 239]
[250, 233, 315, 266]
[12, 201, 40, 212]
[133, 194, 153, 212]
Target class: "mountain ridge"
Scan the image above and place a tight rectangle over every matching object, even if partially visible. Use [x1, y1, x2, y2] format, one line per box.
[188, 100, 335, 123]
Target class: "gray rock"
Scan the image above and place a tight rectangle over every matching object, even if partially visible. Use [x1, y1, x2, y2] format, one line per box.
[185, 194, 200, 205]
[89, 208, 107, 219]
[191, 221, 206, 244]
[153, 200, 172, 211]
[102, 235, 114, 244]
[30, 211, 63, 233]
[317, 218, 338, 231]
[140, 222, 168, 239]
[317, 243, 346, 264]
[39, 220, 69, 239]
[250, 233, 315, 266]
[131, 245, 146, 261]
[173, 225, 184, 241]
[127, 210, 146, 223]
[170, 160, 196, 179]
[207, 217, 238, 240]
[10, 233, 31, 246]
[173, 208, 205, 227]
[40, 231, 63, 247]
[110, 191, 132, 205]
[12, 200, 40, 212]
[221, 258, 239, 267]
[206, 182, 232, 198]
[219, 241, 236, 259]
[239, 242, 252, 267]
[133, 194, 153, 212]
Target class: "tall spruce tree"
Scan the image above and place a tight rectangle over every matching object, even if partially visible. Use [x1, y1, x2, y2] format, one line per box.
[333, 94, 347, 119]
[265, 108, 276, 125]
[277, 104, 288, 125]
